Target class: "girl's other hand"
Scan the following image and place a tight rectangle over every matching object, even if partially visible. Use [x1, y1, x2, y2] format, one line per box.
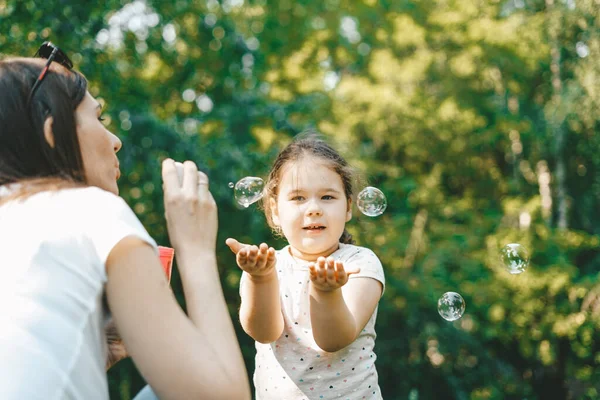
[308, 257, 360, 292]
[225, 238, 276, 278]
[162, 159, 217, 256]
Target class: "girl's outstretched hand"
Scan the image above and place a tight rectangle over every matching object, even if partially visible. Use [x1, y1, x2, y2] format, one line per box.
[225, 238, 277, 278]
[308, 257, 360, 292]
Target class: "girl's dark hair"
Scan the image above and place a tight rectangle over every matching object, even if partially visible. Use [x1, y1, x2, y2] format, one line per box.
[263, 132, 356, 244]
[0, 57, 88, 201]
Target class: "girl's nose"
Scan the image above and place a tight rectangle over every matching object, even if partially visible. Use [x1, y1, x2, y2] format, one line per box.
[305, 200, 323, 216]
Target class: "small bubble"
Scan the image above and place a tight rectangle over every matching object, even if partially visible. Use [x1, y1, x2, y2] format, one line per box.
[233, 177, 264, 208]
[357, 186, 387, 217]
[437, 292, 465, 321]
[500, 243, 529, 274]
[228, 182, 234, 188]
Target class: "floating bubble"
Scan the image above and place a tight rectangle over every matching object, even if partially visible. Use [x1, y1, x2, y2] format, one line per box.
[357, 186, 387, 217]
[437, 292, 466, 321]
[500, 243, 529, 275]
[234, 177, 264, 208]
[228, 182, 234, 188]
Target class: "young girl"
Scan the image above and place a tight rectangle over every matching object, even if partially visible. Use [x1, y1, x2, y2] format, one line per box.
[226, 134, 385, 399]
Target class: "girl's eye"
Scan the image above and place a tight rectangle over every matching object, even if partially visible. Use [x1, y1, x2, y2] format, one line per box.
[291, 196, 305, 201]
[322, 195, 334, 200]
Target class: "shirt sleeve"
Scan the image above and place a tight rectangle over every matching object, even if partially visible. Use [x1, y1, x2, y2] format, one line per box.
[343, 246, 385, 296]
[70, 187, 157, 269]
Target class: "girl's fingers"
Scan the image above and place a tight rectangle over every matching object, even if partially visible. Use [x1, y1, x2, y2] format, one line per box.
[266, 248, 276, 268]
[325, 257, 336, 283]
[334, 260, 347, 281]
[325, 263, 336, 284]
[346, 267, 361, 275]
[225, 238, 241, 254]
[319, 263, 328, 280]
[256, 243, 269, 267]
[256, 247, 269, 268]
[247, 246, 258, 263]
[237, 250, 248, 268]
[312, 261, 323, 280]
[317, 257, 327, 269]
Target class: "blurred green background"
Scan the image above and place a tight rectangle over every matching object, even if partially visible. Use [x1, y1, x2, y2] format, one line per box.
[2, 0, 600, 398]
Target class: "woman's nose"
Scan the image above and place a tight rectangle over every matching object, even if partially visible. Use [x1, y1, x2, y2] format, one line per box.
[111, 132, 122, 153]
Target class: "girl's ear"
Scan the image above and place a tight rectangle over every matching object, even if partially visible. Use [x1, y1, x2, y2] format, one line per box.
[346, 198, 353, 222]
[270, 197, 280, 226]
[43, 116, 55, 148]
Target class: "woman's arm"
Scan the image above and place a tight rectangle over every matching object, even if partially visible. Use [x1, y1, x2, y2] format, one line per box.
[106, 240, 250, 400]
[106, 160, 250, 400]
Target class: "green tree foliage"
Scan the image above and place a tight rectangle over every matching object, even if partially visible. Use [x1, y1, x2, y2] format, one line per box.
[2, 0, 599, 398]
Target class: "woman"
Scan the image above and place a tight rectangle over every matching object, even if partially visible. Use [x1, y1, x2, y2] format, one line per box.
[0, 43, 251, 400]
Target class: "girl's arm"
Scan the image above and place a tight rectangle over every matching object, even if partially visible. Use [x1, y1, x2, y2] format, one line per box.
[240, 269, 284, 343]
[226, 239, 284, 343]
[308, 257, 383, 352]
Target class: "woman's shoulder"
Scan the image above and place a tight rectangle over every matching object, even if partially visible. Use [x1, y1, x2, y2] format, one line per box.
[42, 186, 126, 208]
[49, 185, 120, 199]
[26, 186, 133, 224]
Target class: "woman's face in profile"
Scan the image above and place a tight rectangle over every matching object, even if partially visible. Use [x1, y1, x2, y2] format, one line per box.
[75, 92, 122, 195]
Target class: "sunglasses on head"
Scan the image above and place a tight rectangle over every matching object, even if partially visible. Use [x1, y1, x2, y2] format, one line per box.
[27, 41, 74, 106]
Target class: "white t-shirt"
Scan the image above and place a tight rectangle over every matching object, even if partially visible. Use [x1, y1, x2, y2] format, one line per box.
[0, 186, 157, 400]
[241, 243, 385, 400]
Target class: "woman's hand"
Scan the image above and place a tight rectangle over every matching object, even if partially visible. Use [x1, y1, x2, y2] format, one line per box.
[225, 239, 276, 278]
[162, 159, 217, 257]
[308, 256, 360, 292]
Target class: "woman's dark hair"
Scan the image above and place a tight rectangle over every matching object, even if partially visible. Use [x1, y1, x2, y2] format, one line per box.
[263, 132, 356, 244]
[0, 57, 88, 200]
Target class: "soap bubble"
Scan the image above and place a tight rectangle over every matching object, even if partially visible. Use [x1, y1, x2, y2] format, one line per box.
[233, 177, 264, 208]
[228, 182, 234, 188]
[500, 243, 529, 275]
[437, 292, 466, 321]
[357, 186, 387, 217]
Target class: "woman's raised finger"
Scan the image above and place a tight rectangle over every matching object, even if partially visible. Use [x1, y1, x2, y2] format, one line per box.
[161, 159, 181, 197]
[181, 161, 200, 197]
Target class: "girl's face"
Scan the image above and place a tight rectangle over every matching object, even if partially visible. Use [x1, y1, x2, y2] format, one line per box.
[271, 156, 352, 261]
[75, 92, 122, 195]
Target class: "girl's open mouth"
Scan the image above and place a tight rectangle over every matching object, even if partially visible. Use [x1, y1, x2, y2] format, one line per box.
[303, 225, 326, 233]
